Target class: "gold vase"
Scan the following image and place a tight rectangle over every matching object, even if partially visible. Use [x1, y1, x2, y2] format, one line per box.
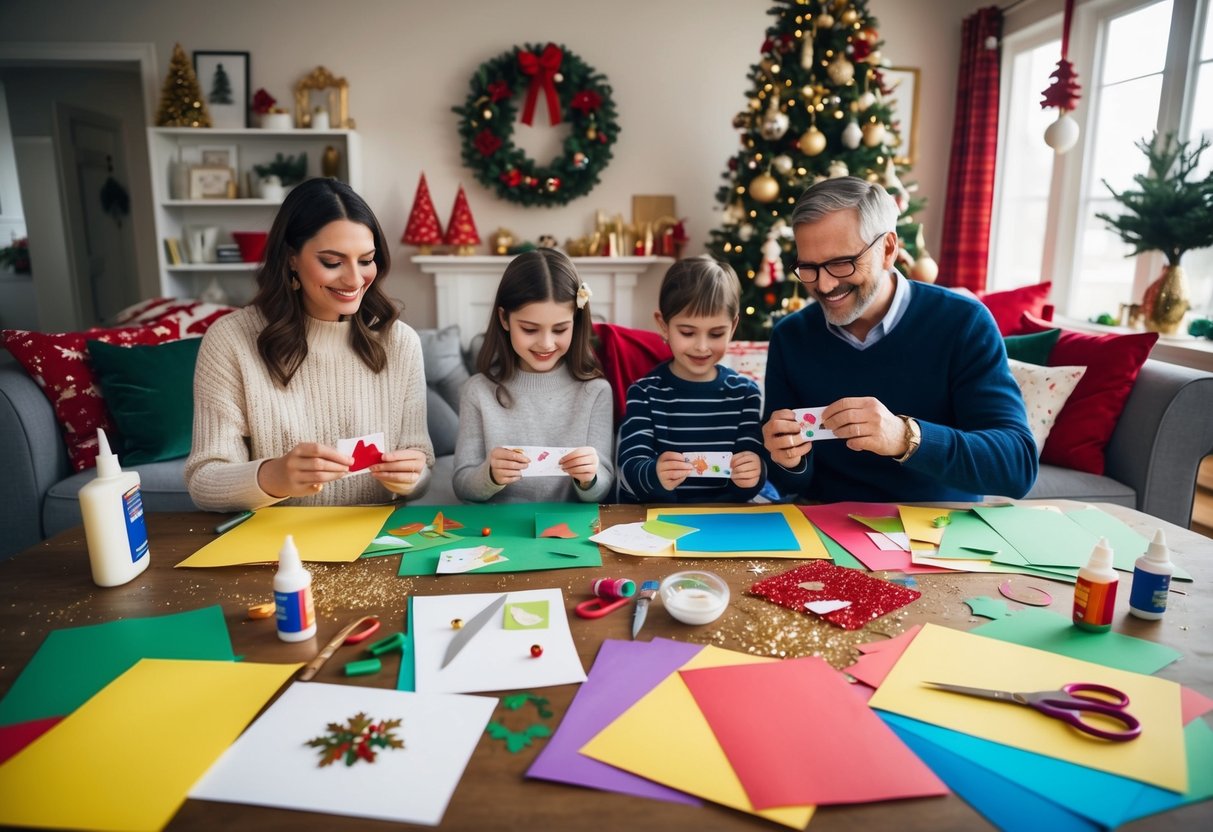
[1141, 264, 1190, 335]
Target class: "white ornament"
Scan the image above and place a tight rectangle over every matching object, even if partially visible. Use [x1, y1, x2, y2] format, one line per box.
[841, 120, 863, 149]
[772, 154, 794, 175]
[758, 237, 783, 287]
[883, 158, 908, 211]
[759, 96, 790, 141]
[1044, 111, 1080, 154]
[772, 218, 794, 240]
[857, 91, 876, 111]
[722, 202, 744, 225]
[827, 160, 849, 179]
[910, 251, 940, 283]
[738, 224, 755, 242]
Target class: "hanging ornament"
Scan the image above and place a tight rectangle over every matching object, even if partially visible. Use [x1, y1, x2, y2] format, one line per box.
[1041, 0, 1082, 154]
[910, 251, 940, 283]
[841, 120, 863, 149]
[800, 27, 816, 69]
[773, 218, 793, 240]
[749, 172, 780, 203]
[759, 94, 790, 141]
[827, 54, 855, 85]
[817, 12, 835, 28]
[827, 159, 849, 179]
[882, 157, 909, 211]
[867, 50, 883, 65]
[722, 201, 746, 225]
[732, 111, 752, 130]
[841, 8, 859, 26]
[862, 122, 886, 147]
[772, 153, 794, 174]
[857, 90, 876, 111]
[798, 125, 827, 156]
[759, 236, 784, 286]
[1044, 113, 1080, 153]
[738, 223, 756, 242]
[786, 283, 807, 312]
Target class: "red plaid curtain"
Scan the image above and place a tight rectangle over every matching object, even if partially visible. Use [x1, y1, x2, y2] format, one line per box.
[938, 6, 1004, 292]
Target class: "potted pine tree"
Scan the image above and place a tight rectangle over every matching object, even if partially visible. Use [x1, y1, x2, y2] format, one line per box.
[1097, 133, 1213, 334]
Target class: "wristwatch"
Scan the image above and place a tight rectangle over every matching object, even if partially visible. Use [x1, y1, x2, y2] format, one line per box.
[894, 415, 921, 464]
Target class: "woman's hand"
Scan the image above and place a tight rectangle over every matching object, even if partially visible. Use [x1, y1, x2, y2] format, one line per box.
[560, 447, 599, 487]
[730, 450, 762, 488]
[489, 447, 529, 486]
[656, 451, 693, 491]
[370, 448, 428, 492]
[257, 443, 352, 498]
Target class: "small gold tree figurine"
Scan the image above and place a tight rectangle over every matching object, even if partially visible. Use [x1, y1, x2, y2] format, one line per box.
[156, 44, 211, 128]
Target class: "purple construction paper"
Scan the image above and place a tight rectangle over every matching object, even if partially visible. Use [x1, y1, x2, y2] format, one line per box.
[527, 638, 703, 805]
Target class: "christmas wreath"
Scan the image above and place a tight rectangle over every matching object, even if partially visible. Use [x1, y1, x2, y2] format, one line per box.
[453, 43, 619, 207]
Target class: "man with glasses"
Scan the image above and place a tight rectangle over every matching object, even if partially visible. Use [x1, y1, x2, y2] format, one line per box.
[760, 177, 1036, 502]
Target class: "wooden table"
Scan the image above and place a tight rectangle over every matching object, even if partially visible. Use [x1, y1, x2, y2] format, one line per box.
[1, 502, 1209, 831]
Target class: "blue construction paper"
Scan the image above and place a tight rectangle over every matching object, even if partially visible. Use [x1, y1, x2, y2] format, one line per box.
[658, 511, 799, 552]
[1120, 719, 1213, 824]
[887, 717, 1100, 832]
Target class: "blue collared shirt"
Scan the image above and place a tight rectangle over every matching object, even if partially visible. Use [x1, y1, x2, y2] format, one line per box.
[825, 268, 911, 350]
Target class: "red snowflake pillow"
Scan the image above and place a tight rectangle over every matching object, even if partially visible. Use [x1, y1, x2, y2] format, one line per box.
[112, 297, 236, 336]
[1, 324, 181, 471]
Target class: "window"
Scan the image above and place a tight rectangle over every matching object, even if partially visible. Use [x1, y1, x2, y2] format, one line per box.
[991, 0, 1213, 321]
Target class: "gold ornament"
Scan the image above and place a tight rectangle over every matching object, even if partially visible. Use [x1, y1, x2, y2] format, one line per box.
[786, 290, 806, 312]
[862, 122, 886, 147]
[321, 145, 341, 178]
[867, 50, 883, 65]
[798, 126, 827, 156]
[490, 227, 516, 256]
[841, 9, 859, 25]
[1142, 265, 1191, 334]
[827, 54, 855, 85]
[749, 172, 780, 203]
[816, 12, 835, 28]
[910, 251, 940, 284]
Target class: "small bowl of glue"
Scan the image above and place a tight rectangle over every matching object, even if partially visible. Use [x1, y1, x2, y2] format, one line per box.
[660, 570, 729, 625]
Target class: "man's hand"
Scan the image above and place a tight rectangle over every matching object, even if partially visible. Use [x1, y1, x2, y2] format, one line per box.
[762, 409, 812, 469]
[821, 397, 908, 457]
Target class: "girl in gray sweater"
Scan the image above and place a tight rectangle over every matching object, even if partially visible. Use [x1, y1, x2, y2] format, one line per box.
[453, 250, 615, 504]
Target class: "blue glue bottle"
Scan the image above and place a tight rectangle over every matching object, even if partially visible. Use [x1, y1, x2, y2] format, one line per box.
[79, 428, 150, 587]
[1129, 529, 1173, 620]
[274, 534, 317, 642]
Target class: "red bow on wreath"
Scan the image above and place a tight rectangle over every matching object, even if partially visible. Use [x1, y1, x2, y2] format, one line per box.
[518, 43, 563, 126]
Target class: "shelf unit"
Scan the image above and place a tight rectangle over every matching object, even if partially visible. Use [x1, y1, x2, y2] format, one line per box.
[148, 127, 362, 303]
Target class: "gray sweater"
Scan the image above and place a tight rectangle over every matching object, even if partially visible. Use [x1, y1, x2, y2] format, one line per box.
[453, 369, 615, 503]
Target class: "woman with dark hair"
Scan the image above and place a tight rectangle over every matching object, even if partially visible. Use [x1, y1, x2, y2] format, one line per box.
[186, 178, 433, 511]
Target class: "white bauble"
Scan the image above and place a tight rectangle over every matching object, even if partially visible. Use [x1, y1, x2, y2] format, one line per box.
[738, 224, 755, 242]
[772, 154, 794, 174]
[1044, 111, 1080, 154]
[841, 120, 863, 149]
[857, 91, 876, 110]
[827, 160, 849, 179]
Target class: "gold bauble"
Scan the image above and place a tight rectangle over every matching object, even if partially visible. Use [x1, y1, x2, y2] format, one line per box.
[798, 126, 827, 156]
[867, 49, 883, 65]
[841, 9, 859, 25]
[910, 251, 939, 284]
[749, 173, 780, 203]
[862, 122, 886, 147]
[816, 12, 835, 28]
[786, 292, 806, 312]
[827, 54, 855, 85]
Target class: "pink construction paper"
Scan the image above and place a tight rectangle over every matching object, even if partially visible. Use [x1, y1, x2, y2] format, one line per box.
[799, 502, 952, 574]
[1181, 685, 1213, 725]
[0, 716, 63, 765]
[680, 657, 947, 808]
[858, 625, 924, 655]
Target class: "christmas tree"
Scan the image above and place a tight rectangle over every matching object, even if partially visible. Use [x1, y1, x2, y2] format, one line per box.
[444, 186, 481, 255]
[156, 43, 211, 128]
[707, 0, 926, 339]
[209, 63, 233, 105]
[402, 173, 444, 254]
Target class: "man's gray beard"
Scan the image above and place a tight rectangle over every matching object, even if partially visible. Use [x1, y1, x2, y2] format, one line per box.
[816, 270, 887, 326]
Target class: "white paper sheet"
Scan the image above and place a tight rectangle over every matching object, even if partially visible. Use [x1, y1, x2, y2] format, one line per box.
[507, 445, 575, 477]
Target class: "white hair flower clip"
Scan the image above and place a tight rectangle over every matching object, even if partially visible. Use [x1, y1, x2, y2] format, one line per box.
[576, 282, 593, 310]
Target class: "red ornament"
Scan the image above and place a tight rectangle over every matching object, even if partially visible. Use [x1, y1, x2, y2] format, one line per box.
[500, 169, 522, 187]
[760, 38, 774, 53]
[443, 186, 481, 249]
[571, 89, 602, 114]
[517, 43, 564, 126]
[597, 132, 609, 144]
[401, 173, 443, 250]
[481, 527, 491, 536]
[530, 644, 543, 658]
[764, 292, 777, 306]
[851, 39, 872, 62]
[1040, 0, 1082, 112]
[474, 129, 502, 157]
[487, 79, 511, 103]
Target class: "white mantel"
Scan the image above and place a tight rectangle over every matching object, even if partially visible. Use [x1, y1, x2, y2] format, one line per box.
[412, 255, 673, 348]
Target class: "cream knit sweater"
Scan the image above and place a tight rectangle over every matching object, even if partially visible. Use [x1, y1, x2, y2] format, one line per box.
[185, 307, 434, 511]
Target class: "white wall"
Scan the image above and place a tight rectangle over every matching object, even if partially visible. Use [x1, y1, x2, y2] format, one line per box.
[1, 0, 989, 331]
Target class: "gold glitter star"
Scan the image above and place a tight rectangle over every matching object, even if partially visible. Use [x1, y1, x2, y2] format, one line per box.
[746, 564, 768, 575]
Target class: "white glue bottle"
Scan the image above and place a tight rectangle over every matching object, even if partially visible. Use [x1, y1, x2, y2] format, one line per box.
[1129, 530, 1174, 620]
[1073, 537, 1117, 632]
[274, 534, 316, 642]
[79, 428, 150, 587]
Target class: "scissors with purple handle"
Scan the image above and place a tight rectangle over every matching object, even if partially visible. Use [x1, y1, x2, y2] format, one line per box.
[925, 681, 1142, 742]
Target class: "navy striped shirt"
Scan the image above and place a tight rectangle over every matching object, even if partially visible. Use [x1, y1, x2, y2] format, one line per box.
[618, 362, 766, 503]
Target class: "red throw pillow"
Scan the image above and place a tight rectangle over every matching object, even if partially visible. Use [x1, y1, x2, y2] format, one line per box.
[1016, 313, 1158, 475]
[979, 282, 1053, 335]
[1, 324, 181, 471]
[592, 323, 673, 425]
[112, 297, 236, 337]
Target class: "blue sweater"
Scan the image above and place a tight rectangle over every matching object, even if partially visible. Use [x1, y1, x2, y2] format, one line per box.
[763, 282, 1038, 502]
[619, 362, 766, 503]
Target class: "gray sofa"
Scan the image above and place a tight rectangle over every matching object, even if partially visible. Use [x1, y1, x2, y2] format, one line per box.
[3, 342, 1211, 559]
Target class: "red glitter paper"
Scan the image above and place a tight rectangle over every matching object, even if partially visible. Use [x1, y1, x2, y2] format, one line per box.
[749, 561, 921, 630]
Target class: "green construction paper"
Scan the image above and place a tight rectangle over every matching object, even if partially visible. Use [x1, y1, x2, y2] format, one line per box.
[972, 606, 1184, 675]
[361, 535, 415, 557]
[362, 509, 461, 558]
[534, 513, 582, 539]
[0, 606, 236, 726]
[816, 528, 867, 571]
[935, 510, 1013, 560]
[641, 519, 698, 539]
[391, 503, 602, 576]
[964, 596, 1012, 619]
[396, 596, 415, 692]
[1064, 507, 1192, 581]
[503, 601, 550, 630]
[848, 515, 905, 535]
[486, 721, 552, 753]
[974, 505, 1099, 568]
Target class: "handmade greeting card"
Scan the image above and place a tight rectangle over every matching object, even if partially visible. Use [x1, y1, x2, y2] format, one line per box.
[791, 407, 838, 441]
[337, 431, 385, 476]
[508, 446, 575, 477]
[682, 451, 732, 478]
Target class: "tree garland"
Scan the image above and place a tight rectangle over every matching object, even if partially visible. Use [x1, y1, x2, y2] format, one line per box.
[453, 43, 620, 208]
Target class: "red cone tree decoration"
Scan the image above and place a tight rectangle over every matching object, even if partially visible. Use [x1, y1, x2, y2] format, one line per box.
[444, 186, 481, 256]
[401, 173, 444, 254]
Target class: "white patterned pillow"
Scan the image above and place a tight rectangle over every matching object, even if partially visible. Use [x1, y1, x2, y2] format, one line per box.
[1007, 358, 1087, 454]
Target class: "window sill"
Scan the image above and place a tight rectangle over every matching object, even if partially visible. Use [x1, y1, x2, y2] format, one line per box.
[1054, 316, 1213, 373]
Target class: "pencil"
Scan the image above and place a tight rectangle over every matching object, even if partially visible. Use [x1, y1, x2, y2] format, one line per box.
[214, 510, 254, 535]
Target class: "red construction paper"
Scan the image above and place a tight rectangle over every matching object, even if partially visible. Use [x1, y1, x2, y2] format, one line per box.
[0, 716, 64, 764]
[857, 624, 923, 655]
[749, 561, 922, 630]
[680, 657, 947, 808]
[799, 503, 952, 574]
[348, 439, 383, 472]
[1182, 685, 1213, 725]
[847, 626, 924, 689]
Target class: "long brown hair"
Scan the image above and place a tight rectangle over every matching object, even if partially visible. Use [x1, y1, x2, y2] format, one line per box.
[251, 178, 396, 387]
[477, 249, 602, 407]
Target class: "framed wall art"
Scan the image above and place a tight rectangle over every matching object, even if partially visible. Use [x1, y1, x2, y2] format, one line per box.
[193, 51, 250, 129]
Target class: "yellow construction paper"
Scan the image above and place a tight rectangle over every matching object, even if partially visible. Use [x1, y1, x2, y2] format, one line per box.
[176, 506, 394, 567]
[644, 504, 829, 559]
[0, 658, 299, 832]
[898, 506, 951, 545]
[868, 624, 1186, 793]
[580, 645, 815, 828]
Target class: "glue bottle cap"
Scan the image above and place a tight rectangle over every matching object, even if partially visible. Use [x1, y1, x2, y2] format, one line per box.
[94, 428, 120, 479]
[1144, 529, 1171, 565]
[1088, 537, 1114, 570]
[278, 534, 304, 573]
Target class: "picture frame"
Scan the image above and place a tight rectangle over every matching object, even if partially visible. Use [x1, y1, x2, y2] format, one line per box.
[193, 50, 250, 129]
[189, 165, 235, 199]
[882, 67, 921, 165]
[180, 144, 239, 174]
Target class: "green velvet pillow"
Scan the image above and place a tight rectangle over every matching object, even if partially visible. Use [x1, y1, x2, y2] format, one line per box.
[86, 337, 202, 464]
[1004, 328, 1060, 366]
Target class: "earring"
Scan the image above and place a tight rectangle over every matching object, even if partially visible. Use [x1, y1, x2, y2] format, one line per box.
[289, 270, 301, 291]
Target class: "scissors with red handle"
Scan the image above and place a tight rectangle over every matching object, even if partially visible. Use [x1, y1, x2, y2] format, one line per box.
[925, 681, 1142, 742]
[575, 595, 631, 619]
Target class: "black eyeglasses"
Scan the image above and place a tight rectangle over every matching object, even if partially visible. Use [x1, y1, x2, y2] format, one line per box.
[787, 234, 886, 285]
